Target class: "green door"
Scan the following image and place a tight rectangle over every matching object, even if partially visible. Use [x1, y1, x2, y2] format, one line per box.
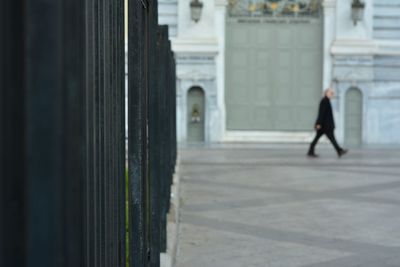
[345, 88, 363, 146]
[187, 87, 205, 142]
[225, 7, 323, 131]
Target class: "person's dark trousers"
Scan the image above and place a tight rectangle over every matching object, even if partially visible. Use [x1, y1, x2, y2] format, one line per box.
[308, 129, 342, 155]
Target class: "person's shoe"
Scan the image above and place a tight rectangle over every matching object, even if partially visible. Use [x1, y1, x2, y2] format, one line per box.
[307, 153, 319, 158]
[338, 149, 348, 158]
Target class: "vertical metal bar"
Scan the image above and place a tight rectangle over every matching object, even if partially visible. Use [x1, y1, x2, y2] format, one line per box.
[128, 0, 151, 265]
[1, 1, 26, 267]
[110, 1, 117, 266]
[104, 1, 109, 264]
[173, 56, 177, 165]
[99, 0, 106, 265]
[157, 26, 168, 253]
[25, 1, 65, 266]
[85, 0, 97, 265]
[25, 0, 88, 265]
[63, 0, 86, 266]
[90, 1, 102, 266]
[148, 0, 161, 264]
[85, 0, 91, 265]
[104, 0, 110, 265]
[92, 3, 101, 266]
[0, 0, 3, 262]
[113, 2, 119, 265]
[143, 4, 151, 266]
[118, 0, 126, 266]
[166, 45, 173, 216]
[96, 0, 104, 265]
[116, 2, 120, 263]
[0, 11, 3, 260]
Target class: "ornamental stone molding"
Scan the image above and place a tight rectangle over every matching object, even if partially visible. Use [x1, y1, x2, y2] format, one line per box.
[177, 70, 216, 81]
[334, 55, 374, 66]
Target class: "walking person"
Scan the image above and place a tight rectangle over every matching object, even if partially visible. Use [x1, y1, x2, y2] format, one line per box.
[307, 88, 348, 158]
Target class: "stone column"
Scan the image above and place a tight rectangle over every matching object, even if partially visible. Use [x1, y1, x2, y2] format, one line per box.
[214, 0, 227, 142]
[322, 0, 336, 90]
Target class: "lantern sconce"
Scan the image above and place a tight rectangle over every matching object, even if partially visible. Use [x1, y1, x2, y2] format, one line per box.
[351, 0, 365, 26]
[190, 0, 204, 23]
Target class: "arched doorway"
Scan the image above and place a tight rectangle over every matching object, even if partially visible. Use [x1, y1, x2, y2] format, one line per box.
[345, 87, 363, 146]
[187, 87, 205, 142]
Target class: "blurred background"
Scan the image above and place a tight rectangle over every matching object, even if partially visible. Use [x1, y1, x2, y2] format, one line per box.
[159, 0, 400, 146]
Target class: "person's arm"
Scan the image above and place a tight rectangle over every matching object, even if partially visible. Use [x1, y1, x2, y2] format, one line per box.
[315, 98, 327, 129]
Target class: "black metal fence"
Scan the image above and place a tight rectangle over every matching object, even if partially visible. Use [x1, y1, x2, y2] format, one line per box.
[128, 0, 177, 265]
[1, 0, 177, 266]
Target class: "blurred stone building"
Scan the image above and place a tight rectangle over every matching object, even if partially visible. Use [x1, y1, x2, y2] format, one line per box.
[159, 0, 400, 145]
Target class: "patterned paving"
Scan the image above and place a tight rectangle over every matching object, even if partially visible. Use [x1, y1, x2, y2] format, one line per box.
[176, 145, 400, 267]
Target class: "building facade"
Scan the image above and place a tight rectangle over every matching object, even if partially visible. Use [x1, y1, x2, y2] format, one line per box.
[159, 0, 400, 145]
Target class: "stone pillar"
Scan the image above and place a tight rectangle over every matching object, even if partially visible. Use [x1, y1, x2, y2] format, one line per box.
[214, 0, 227, 142]
[322, 0, 336, 90]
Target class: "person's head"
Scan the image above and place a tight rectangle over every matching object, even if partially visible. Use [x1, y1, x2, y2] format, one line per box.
[324, 88, 335, 99]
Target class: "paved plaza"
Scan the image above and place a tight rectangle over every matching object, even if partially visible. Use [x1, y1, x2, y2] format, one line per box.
[176, 145, 400, 267]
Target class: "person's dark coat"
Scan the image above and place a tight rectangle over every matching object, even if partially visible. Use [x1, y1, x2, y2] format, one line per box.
[315, 96, 335, 131]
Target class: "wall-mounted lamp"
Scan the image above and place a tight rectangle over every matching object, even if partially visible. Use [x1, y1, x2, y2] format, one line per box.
[351, 0, 365, 26]
[190, 0, 204, 23]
